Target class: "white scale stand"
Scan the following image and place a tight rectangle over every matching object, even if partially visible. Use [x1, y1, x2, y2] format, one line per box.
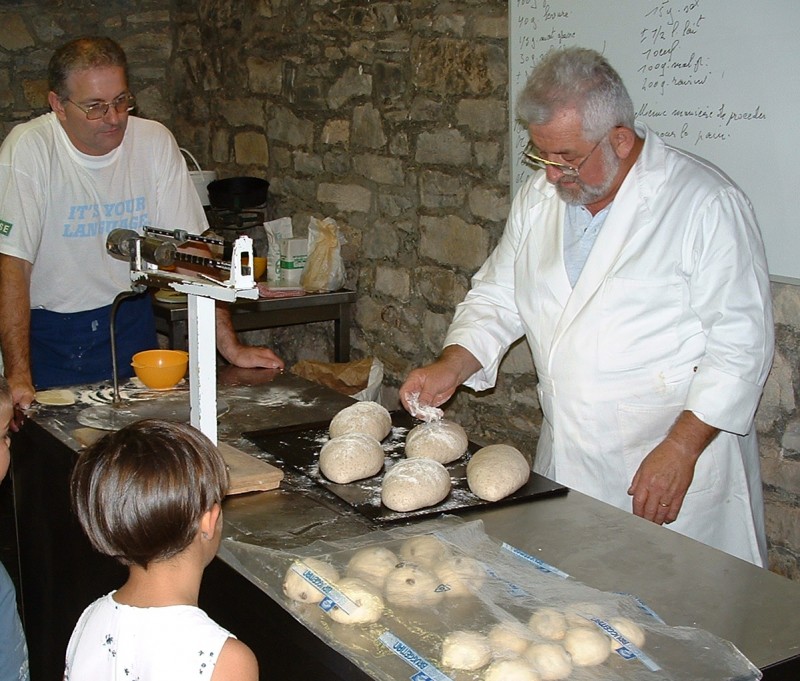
[122, 232, 258, 444]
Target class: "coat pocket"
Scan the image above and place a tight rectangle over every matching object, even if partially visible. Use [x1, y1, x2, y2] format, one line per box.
[618, 402, 720, 495]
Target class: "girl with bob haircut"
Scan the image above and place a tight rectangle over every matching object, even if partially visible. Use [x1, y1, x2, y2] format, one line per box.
[65, 419, 258, 680]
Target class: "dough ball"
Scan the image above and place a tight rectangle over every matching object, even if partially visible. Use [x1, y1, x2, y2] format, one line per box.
[345, 546, 399, 589]
[441, 630, 492, 671]
[381, 458, 451, 512]
[484, 658, 541, 681]
[329, 401, 392, 441]
[435, 555, 486, 597]
[319, 432, 385, 483]
[564, 601, 606, 628]
[282, 558, 340, 603]
[326, 577, 384, 625]
[528, 608, 567, 641]
[487, 621, 536, 657]
[607, 617, 646, 651]
[398, 534, 452, 569]
[523, 643, 573, 681]
[467, 444, 530, 502]
[384, 563, 444, 608]
[35, 388, 76, 406]
[563, 627, 610, 666]
[405, 419, 468, 464]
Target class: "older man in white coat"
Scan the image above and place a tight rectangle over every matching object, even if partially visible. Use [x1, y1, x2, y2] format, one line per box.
[400, 47, 774, 566]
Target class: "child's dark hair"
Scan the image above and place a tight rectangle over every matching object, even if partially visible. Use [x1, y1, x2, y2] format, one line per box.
[70, 419, 229, 568]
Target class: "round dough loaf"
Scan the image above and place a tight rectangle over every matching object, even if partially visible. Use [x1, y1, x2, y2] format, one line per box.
[381, 458, 451, 512]
[405, 419, 468, 464]
[326, 577, 384, 625]
[329, 401, 392, 441]
[564, 601, 606, 628]
[467, 444, 530, 502]
[435, 555, 486, 597]
[523, 643, 572, 681]
[282, 558, 340, 603]
[398, 534, 452, 568]
[319, 432, 385, 483]
[35, 388, 76, 406]
[528, 608, 567, 641]
[563, 627, 610, 666]
[384, 563, 444, 608]
[346, 546, 399, 589]
[484, 658, 541, 681]
[607, 617, 646, 651]
[441, 630, 492, 671]
[487, 621, 536, 656]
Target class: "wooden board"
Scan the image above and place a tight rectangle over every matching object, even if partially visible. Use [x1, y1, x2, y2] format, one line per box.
[71, 428, 283, 495]
[217, 442, 284, 495]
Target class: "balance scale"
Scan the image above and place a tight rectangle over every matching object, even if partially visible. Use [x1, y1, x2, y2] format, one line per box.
[106, 226, 259, 445]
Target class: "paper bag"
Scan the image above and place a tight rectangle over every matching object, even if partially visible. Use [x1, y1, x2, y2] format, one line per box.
[300, 217, 346, 292]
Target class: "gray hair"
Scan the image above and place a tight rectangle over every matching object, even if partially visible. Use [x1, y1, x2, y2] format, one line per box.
[516, 47, 634, 140]
[48, 36, 129, 99]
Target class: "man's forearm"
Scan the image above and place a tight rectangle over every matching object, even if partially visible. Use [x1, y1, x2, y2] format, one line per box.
[0, 255, 33, 385]
[665, 410, 719, 463]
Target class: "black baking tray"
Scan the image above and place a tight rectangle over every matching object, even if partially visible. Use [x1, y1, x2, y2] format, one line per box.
[243, 410, 567, 523]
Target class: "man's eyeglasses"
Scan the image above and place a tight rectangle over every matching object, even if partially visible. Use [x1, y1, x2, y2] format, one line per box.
[522, 133, 606, 178]
[65, 93, 136, 121]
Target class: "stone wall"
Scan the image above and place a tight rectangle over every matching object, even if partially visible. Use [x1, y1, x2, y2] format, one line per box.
[2, 0, 800, 579]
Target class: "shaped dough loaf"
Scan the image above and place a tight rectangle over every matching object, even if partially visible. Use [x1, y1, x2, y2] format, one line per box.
[484, 658, 541, 681]
[319, 432, 384, 483]
[329, 400, 392, 441]
[435, 555, 486, 597]
[440, 630, 492, 671]
[523, 643, 573, 681]
[487, 621, 536, 656]
[398, 534, 452, 569]
[563, 627, 611, 666]
[528, 608, 567, 641]
[404, 419, 468, 464]
[346, 546, 399, 589]
[282, 558, 340, 604]
[381, 458, 451, 512]
[325, 577, 384, 625]
[607, 617, 646, 651]
[467, 444, 530, 501]
[384, 563, 444, 608]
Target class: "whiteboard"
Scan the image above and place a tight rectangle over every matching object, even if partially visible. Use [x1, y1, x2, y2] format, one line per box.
[509, 0, 800, 283]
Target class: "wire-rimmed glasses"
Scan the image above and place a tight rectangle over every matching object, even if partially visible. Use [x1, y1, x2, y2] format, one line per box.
[65, 93, 136, 120]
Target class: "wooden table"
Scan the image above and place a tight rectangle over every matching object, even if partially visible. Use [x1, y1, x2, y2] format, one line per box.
[151, 288, 357, 362]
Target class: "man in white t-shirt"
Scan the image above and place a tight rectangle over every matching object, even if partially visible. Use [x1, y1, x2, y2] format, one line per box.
[0, 36, 283, 417]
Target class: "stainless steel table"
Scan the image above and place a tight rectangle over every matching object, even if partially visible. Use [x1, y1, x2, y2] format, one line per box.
[151, 288, 357, 361]
[10, 369, 800, 680]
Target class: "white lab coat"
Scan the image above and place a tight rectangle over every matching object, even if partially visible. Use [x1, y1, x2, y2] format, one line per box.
[446, 123, 774, 565]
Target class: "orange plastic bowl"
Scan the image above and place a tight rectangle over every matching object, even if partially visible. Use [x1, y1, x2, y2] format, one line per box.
[131, 349, 189, 389]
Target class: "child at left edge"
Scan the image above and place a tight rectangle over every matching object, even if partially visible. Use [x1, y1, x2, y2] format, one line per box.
[0, 377, 30, 681]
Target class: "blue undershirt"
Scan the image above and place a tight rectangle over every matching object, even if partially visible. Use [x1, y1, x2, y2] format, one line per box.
[563, 202, 612, 288]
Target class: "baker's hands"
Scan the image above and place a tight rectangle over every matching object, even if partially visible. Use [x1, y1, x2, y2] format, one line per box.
[223, 344, 284, 371]
[399, 346, 481, 414]
[8, 374, 35, 432]
[214, 302, 284, 370]
[627, 410, 717, 526]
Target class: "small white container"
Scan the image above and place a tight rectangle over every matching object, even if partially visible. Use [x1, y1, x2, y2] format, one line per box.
[279, 237, 308, 285]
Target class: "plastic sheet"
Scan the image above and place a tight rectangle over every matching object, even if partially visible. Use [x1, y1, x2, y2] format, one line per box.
[221, 517, 761, 681]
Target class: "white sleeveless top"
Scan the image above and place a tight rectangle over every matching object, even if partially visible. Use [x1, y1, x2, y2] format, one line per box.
[64, 591, 233, 680]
